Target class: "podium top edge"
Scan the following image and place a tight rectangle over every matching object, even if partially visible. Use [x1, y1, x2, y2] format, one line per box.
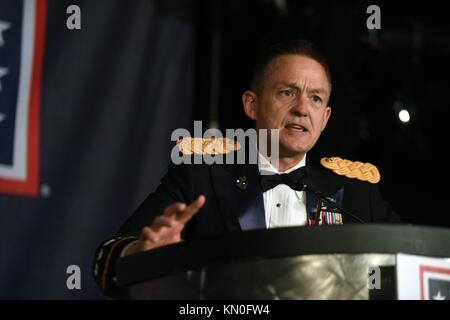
[116, 224, 450, 287]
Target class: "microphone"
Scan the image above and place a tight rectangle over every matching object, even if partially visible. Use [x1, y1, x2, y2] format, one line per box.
[292, 179, 366, 224]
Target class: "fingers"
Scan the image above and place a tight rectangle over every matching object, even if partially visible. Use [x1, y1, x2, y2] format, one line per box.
[140, 226, 160, 243]
[137, 195, 206, 253]
[163, 202, 187, 217]
[152, 195, 205, 235]
[162, 195, 205, 223]
[177, 195, 206, 224]
[153, 215, 176, 229]
[139, 226, 182, 250]
[142, 220, 182, 239]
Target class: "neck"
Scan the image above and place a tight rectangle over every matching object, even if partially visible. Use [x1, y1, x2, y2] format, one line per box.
[255, 133, 305, 172]
[277, 153, 306, 172]
[258, 147, 305, 172]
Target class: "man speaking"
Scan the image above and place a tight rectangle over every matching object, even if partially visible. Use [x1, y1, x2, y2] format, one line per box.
[93, 39, 400, 297]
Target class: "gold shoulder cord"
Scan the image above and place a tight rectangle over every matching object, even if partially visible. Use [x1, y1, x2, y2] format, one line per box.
[320, 157, 381, 184]
[177, 137, 240, 155]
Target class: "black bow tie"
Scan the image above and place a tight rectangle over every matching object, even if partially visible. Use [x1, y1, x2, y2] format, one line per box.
[259, 167, 307, 192]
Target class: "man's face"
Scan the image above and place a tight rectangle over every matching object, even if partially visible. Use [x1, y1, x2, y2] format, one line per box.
[244, 54, 331, 158]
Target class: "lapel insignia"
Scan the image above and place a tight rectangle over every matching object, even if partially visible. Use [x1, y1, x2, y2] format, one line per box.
[235, 176, 248, 190]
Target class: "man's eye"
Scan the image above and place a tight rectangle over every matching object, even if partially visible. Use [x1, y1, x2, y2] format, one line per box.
[312, 95, 322, 103]
[280, 90, 292, 97]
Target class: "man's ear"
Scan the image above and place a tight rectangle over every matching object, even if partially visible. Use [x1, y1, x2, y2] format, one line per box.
[321, 106, 332, 131]
[242, 90, 258, 121]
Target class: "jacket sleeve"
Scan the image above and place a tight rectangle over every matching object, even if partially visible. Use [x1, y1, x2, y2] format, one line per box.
[93, 162, 194, 298]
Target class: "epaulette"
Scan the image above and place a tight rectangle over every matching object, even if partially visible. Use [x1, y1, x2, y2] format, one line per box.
[177, 137, 241, 155]
[320, 157, 381, 184]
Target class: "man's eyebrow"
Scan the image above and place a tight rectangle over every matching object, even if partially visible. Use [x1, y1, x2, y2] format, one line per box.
[308, 88, 328, 95]
[275, 82, 328, 95]
[275, 81, 297, 88]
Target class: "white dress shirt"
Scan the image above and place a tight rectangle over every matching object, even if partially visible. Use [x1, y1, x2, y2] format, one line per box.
[258, 152, 308, 228]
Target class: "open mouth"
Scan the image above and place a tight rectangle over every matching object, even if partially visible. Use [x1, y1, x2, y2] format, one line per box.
[285, 124, 308, 132]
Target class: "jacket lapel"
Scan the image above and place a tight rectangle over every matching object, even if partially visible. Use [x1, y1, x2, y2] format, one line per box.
[210, 161, 266, 232]
[305, 159, 346, 225]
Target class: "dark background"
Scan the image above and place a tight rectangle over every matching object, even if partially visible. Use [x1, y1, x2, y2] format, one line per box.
[195, 0, 450, 227]
[0, 0, 449, 299]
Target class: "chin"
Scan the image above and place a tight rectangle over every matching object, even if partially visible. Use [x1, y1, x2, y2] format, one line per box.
[279, 137, 308, 153]
[279, 144, 309, 158]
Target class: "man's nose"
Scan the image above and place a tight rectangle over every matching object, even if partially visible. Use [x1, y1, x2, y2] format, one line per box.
[290, 95, 309, 116]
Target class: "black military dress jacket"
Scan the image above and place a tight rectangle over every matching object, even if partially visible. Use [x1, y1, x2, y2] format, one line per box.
[93, 150, 400, 297]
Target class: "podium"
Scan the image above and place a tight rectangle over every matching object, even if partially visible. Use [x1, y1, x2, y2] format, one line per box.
[115, 224, 450, 299]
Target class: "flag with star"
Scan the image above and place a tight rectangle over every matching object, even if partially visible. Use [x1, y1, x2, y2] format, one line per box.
[0, 0, 193, 299]
[420, 265, 450, 300]
[0, 0, 46, 196]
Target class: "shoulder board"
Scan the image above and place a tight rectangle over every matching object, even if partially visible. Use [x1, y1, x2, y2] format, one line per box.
[177, 137, 241, 155]
[320, 157, 381, 184]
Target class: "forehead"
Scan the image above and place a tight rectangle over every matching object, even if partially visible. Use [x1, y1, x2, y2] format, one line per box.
[265, 54, 330, 90]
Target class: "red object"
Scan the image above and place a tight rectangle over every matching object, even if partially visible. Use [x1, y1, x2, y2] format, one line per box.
[0, 0, 46, 197]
